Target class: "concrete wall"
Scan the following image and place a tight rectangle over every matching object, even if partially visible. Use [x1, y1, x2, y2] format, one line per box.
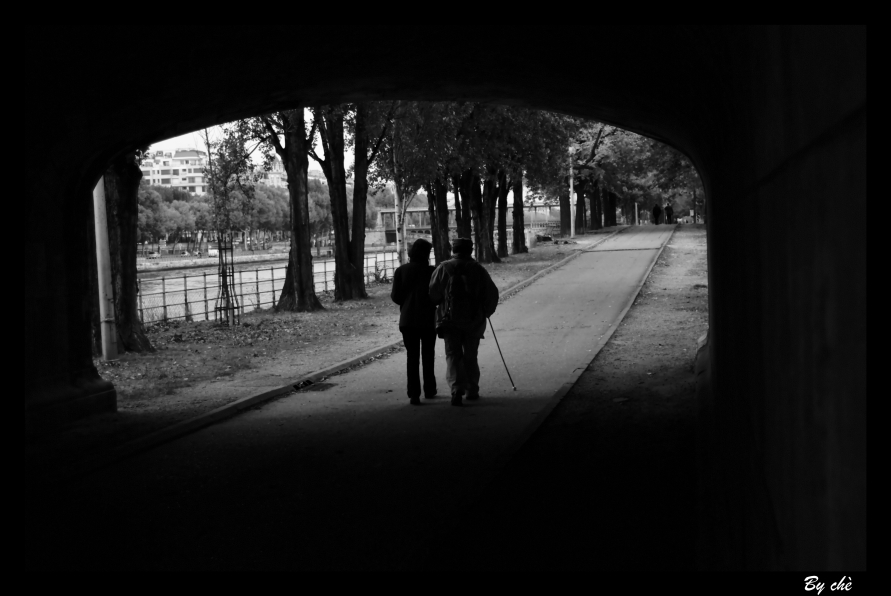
[24, 26, 865, 569]
[697, 27, 866, 570]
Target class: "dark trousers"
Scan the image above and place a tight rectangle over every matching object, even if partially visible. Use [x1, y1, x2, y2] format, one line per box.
[443, 329, 481, 397]
[401, 327, 437, 398]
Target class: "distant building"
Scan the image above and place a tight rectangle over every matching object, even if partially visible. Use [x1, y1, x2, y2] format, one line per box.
[140, 148, 208, 195]
[254, 160, 328, 188]
[258, 157, 288, 189]
[141, 149, 302, 194]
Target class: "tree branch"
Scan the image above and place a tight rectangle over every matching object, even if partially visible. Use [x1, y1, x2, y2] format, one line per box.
[582, 125, 610, 166]
[315, 109, 332, 162]
[367, 101, 397, 167]
[262, 117, 285, 157]
[308, 148, 325, 164]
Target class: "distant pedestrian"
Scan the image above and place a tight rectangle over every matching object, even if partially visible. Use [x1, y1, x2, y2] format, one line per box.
[429, 238, 500, 406]
[652, 203, 662, 225]
[391, 239, 437, 405]
[664, 204, 674, 224]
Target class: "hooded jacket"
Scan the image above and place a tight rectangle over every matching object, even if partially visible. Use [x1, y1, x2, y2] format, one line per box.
[390, 245, 436, 331]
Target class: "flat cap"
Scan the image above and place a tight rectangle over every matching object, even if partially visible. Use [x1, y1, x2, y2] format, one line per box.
[451, 237, 473, 254]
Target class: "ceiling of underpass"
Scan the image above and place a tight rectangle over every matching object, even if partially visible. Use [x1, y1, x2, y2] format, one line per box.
[37, 27, 720, 195]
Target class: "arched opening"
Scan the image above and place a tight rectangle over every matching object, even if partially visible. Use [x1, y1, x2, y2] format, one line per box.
[25, 26, 865, 571]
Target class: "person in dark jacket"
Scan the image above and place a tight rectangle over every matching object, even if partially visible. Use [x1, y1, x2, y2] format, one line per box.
[652, 203, 662, 225]
[429, 237, 500, 406]
[664, 203, 674, 224]
[391, 238, 437, 405]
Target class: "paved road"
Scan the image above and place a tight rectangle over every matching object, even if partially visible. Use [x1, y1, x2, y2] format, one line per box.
[28, 225, 675, 571]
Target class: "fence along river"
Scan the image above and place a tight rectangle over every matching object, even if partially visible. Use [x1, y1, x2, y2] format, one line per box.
[136, 249, 413, 324]
[135, 222, 556, 325]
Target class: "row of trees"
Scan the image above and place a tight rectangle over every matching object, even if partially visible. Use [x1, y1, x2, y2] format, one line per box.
[218, 103, 580, 310]
[182, 102, 706, 312]
[95, 101, 703, 355]
[528, 122, 705, 234]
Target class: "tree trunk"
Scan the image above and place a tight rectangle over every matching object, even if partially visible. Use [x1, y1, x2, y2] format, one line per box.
[394, 183, 405, 264]
[592, 180, 603, 230]
[471, 172, 495, 263]
[575, 179, 586, 234]
[452, 174, 464, 238]
[485, 174, 496, 253]
[317, 107, 361, 301]
[106, 155, 153, 352]
[349, 103, 373, 298]
[583, 194, 590, 230]
[433, 176, 451, 263]
[459, 170, 474, 242]
[276, 202, 296, 309]
[276, 252, 298, 311]
[559, 189, 571, 236]
[511, 173, 525, 254]
[425, 187, 441, 263]
[496, 169, 509, 258]
[470, 175, 482, 261]
[281, 110, 323, 311]
[606, 191, 618, 227]
[484, 170, 501, 262]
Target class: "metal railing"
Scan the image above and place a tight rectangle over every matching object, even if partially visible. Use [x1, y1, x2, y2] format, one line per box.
[137, 248, 409, 325]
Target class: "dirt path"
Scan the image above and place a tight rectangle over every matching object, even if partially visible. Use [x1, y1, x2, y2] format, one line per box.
[449, 224, 708, 571]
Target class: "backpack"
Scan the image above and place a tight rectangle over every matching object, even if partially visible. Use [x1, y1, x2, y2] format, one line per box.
[440, 262, 481, 332]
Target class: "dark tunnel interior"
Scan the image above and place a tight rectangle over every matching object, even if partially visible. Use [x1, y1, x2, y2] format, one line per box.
[24, 26, 866, 571]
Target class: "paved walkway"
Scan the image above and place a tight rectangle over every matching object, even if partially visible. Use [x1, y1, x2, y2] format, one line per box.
[28, 226, 675, 570]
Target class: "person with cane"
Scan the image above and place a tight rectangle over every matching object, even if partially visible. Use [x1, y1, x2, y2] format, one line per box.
[429, 237, 500, 407]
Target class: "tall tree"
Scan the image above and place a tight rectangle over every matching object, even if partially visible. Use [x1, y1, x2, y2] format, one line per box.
[311, 105, 362, 300]
[371, 102, 444, 264]
[256, 110, 323, 311]
[104, 149, 154, 352]
[496, 169, 510, 257]
[202, 123, 259, 236]
[511, 173, 526, 254]
[424, 176, 451, 264]
[347, 102, 392, 295]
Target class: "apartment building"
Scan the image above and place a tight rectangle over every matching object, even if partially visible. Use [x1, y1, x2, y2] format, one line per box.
[140, 148, 208, 195]
[141, 149, 329, 195]
[258, 157, 288, 188]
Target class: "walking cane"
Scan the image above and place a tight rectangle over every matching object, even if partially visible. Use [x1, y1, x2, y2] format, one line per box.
[488, 317, 517, 391]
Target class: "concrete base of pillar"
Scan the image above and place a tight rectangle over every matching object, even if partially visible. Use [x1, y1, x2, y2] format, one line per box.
[26, 379, 117, 435]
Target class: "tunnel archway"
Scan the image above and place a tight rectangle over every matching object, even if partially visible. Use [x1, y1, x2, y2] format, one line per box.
[25, 26, 865, 570]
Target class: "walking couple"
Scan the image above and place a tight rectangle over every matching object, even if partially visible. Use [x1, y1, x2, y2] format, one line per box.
[390, 237, 500, 407]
